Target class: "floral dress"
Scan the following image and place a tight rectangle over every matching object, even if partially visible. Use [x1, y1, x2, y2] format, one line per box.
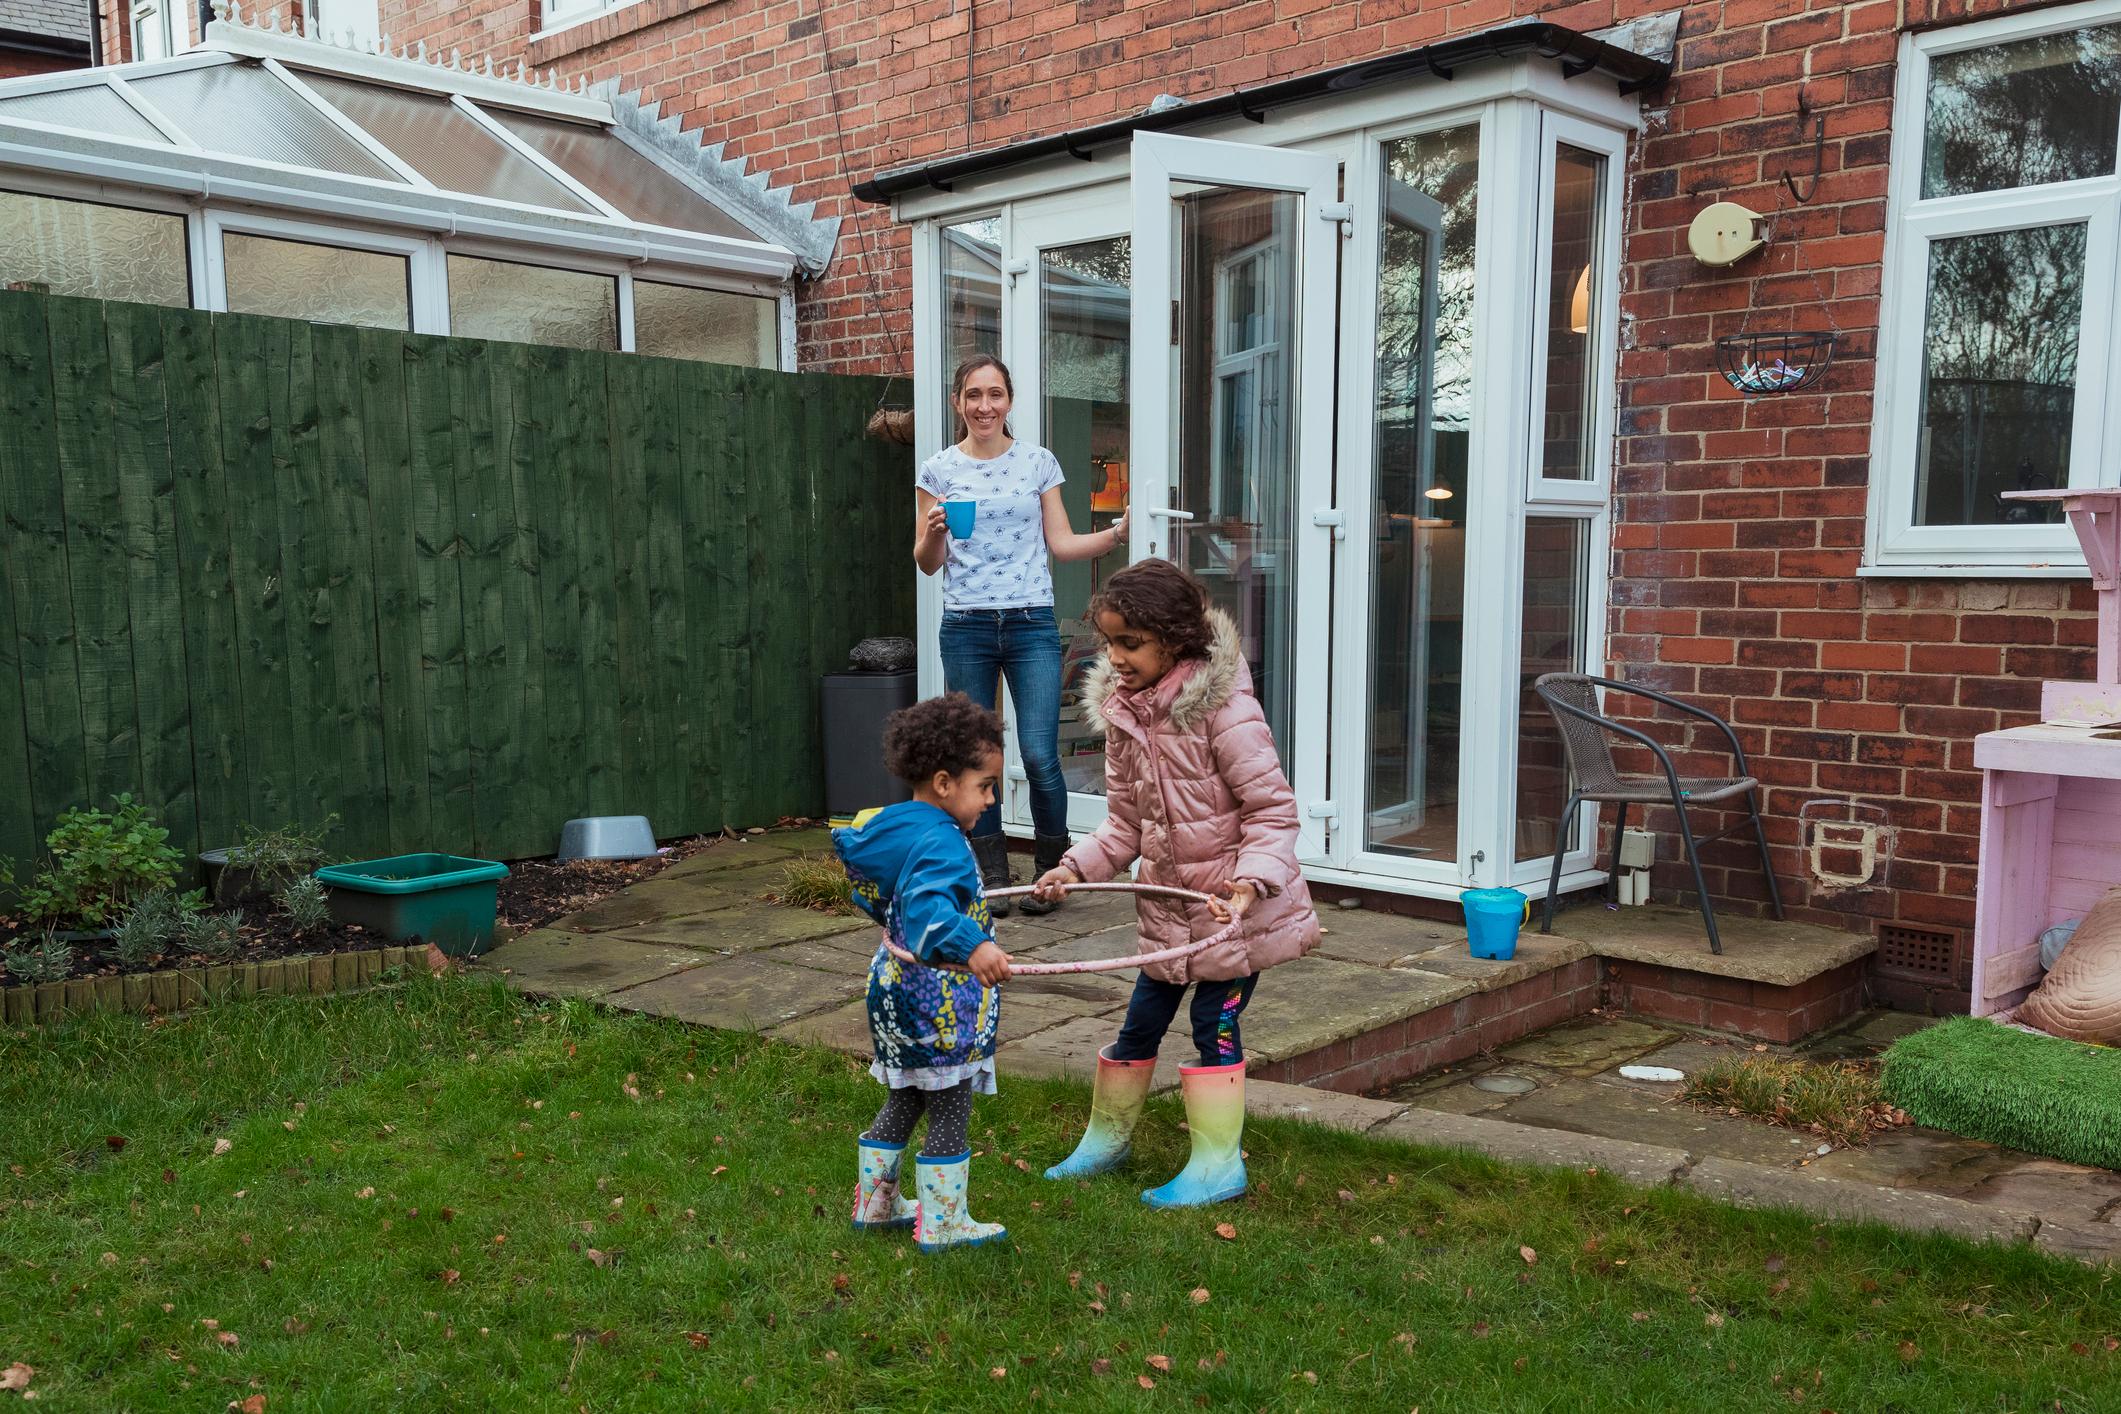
[833, 802, 1001, 1093]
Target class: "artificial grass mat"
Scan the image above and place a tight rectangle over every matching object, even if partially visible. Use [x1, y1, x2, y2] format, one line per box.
[1881, 1015, 2121, 1170]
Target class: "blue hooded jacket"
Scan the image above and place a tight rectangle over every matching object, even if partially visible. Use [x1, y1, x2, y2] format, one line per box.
[833, 802, 1000, 1089]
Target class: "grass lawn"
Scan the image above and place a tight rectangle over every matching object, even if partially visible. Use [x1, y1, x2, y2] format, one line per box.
[3, 977, 2115, 1411]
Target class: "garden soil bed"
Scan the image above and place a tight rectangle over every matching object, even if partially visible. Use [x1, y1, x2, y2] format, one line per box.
[5, 828, 798, 986]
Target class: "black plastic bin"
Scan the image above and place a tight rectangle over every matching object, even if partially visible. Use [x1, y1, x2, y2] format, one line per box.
[821, 668, 916, 825]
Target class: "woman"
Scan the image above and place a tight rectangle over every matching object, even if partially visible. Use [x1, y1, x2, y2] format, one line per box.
[915, 354, 1124, 916]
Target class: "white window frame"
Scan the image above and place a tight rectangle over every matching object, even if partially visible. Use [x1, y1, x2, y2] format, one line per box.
[1865, 0, 2121, 577]
[204, 208, 439, 331]
[304, 0, 381, 48]
[1524, 112, 1625, 507]
[535, 0, 648, 42]
[132, 0, 175, 62]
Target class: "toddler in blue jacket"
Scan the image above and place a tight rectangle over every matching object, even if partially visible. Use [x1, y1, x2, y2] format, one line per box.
[834, 692, 1014, 1252]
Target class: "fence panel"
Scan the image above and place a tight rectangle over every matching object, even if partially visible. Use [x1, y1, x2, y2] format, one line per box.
[0, 290, 915, 871]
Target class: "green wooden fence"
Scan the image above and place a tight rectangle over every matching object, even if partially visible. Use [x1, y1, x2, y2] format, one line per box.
[0, 291, 913, 873]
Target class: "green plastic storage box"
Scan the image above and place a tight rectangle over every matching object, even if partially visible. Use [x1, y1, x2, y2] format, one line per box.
[315, 853, 511, 957]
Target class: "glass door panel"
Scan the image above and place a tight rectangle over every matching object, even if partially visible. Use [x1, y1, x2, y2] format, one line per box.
[1178, 185, 1300, 764]
[1131, 132, 1339, 860]
[1041, 235, 1133, 801]
[1514, 517, 1589, 862]
[1365, 125, 1479, 861]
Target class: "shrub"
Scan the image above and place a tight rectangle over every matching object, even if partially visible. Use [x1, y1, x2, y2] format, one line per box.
[181, 909, 245, 959]
[227, 815, 339, 891]
[17, 795, 184, 928]
[113, 888, 184, 969]
[3, 930, 71, 984]
[766, 855, 856, 915]
[278, 875, 331, 931]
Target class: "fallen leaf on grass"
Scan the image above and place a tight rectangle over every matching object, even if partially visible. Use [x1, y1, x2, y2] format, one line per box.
[1136, 1376, 1155, 1390]
[1764, 1255, 1785, 1273]
[282, 1320, 308, 1336]
[105, 1135, 127, 1151]
[228, 1397, 266, 1414]
[1214, 1223, 1237, 1241]
[1704, 1313, 1725, 1329]
[1519, 1246, 1537, 1265]
[711, 1166, 728, 1177]
[683, 1333, 710, 1350]
[212, 1140, 232, 1157]
[990, 1367, 1007, 1380]
[1630, 1312, 1651, 1322]
[1090, 1359, 1112, 1375]
[355, 1188, 375, 1200]
[1087, 1301, 1106, 1316]
[622, 1075, 642, 1101]
[215, 1332, 239, 1348]
[1, 1364, 32, 1392]
[1189, 1288, 1210, 1305]
[1393, 1332, 1416, 1348]
[1898, 1342, 1920, 1362]
[584, 1249, 611, 1268]
[439, 1270, 460, 1286]
[1146, 1355, 1171, 1372]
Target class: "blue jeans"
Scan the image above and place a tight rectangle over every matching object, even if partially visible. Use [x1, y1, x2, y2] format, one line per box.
[1110, 974, 1259, 1068]
[939, 605, 1068, 839]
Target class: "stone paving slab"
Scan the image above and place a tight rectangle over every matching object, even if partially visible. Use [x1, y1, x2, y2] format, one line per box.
[1549, 904, 1875, 986]
[550, 876, 742, 932]
[603, 953, 860, 1031]
[1394, 933, 1594, 990]
[1310, 909, 1465, 968]
[606, 905, 872, 953]
[482, 928, 715, 998]
[1245, 1079, 1407, 1134]
[2032, 1218, 2121, 1266]
[1241, 958, 1480, 1064]
[1372, 1109, 1692, 1189]
[996, 1015, 1187, 1092]
[1497, 1017, 1677, 1075]
[1680, 1157, 2037, 1245]
[658, 836, 815, 879]
[1482, 1078, 1822, 1166]
[765, 998, 874, 1056]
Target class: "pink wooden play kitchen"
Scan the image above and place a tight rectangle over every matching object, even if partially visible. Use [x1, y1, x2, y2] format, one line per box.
[1971, 489, 2121, 1020]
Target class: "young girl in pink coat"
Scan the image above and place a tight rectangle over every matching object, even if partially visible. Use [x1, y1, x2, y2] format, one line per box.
[1030, 558, 1320, 1207]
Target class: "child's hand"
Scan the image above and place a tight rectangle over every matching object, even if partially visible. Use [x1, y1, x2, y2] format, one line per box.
[922, 503, 950, 541]
[967, 940, 1012, 985]
[1031, 865, 1079, 901]
[1208, 882, 1257, 923]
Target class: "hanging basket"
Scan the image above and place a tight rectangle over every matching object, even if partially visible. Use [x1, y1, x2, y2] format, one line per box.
[864, 406, 916, 446]
[1715, 331, 1836, 396]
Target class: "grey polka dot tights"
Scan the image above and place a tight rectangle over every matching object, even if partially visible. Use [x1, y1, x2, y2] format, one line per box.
[862, 1080, 975, 1157]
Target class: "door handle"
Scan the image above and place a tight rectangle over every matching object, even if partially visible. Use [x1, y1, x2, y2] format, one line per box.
[1146, 508, 1195, 522]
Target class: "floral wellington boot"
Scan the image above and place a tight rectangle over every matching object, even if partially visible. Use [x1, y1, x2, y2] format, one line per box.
[914, 1153, 1008, 1251]
[851, 1138, 919, 1231]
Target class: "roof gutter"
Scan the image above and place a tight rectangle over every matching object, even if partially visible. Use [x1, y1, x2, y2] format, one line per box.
[850, 21, 1669, 206]
[0, 28, 93, 61]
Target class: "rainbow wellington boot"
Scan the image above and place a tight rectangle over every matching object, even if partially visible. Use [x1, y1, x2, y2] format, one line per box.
[851, 1138, 918, 1231]
[915, 1153, 1008, 1251]
[1142, 1062, 1247, 1209]
[1045, 1047, 1156, 1180]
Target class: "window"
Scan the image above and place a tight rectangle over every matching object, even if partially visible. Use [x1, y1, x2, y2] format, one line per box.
[0, 189, 190, 306]
[223, 232, 411, 331]
[1869, 1, 2121, 572]
[447, 254, 617, 350]
[540, 0, 642, 33]
[937, 216, 1001, 444]
[131, 0, 173, 60]
[304, 0, 380, 47]
[632, 280, 778, 367]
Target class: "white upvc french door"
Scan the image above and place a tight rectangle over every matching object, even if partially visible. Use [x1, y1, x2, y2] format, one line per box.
[1129, 132, 1343, 862]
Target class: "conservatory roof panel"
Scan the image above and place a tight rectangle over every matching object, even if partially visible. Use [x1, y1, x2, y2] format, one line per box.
[131, 62, 404, 183]
[0, 11, 839, 278]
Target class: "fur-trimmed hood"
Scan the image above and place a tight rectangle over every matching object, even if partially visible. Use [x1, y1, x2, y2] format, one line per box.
[1079, 607, 1245, 736]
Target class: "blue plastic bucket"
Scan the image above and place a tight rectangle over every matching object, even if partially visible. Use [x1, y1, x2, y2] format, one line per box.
[1461, 887, 1529, 961]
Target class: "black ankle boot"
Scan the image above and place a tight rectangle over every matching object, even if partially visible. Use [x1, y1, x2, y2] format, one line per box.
[1017, 834, 1073, 917]
[970, 834, 1013, 918]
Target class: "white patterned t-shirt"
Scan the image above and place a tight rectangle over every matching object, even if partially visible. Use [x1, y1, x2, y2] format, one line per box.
[917, 441, 1065, 610]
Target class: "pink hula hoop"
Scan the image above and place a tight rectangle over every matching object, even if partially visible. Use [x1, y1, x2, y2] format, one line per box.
[881, 881, 1239, 976]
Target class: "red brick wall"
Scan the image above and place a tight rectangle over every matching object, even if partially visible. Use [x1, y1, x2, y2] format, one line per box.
[0, 47, 88, 77]
[350, 0, 2091, 974]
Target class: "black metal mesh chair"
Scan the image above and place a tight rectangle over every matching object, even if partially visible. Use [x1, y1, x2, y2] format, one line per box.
[1531, 673, 1783, 955]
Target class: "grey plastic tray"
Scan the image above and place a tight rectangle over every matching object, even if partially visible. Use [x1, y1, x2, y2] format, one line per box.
[557, 815, 658, 862]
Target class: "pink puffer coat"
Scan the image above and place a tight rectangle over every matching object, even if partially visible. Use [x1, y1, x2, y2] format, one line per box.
[1060, 609, 1321, 984]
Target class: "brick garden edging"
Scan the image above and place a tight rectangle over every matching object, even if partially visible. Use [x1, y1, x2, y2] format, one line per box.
[0, 946, 420, 1026]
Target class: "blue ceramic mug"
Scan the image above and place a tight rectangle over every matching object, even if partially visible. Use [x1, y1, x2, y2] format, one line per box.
[943, 500, 977, 538]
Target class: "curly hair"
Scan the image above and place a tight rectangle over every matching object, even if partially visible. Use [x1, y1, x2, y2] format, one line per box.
[1088, 557, 1213, 661]
[882, 692, 1005, 786]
